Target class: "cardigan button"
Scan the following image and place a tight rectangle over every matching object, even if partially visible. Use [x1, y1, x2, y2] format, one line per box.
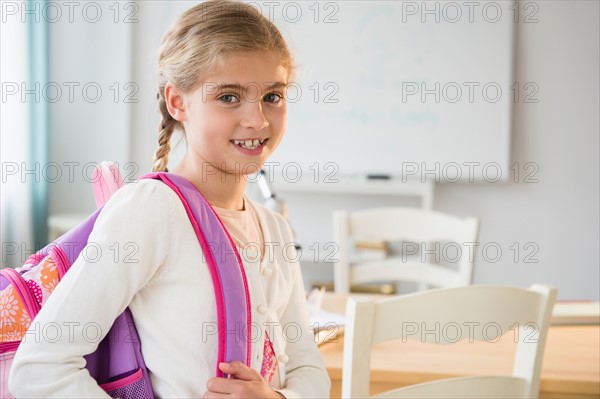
[277, 354, 289, 363]
[257, 304, 268, 314]
[262, 267, 273, 276]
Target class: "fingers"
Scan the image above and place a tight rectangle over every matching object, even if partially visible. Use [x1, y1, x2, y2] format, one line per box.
[206, 363, 278, 399]
[219, 361, 263, 382]
[206, 375, 243, 394]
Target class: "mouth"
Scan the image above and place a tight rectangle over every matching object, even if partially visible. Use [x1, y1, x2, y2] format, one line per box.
[229, 139, 269, 151]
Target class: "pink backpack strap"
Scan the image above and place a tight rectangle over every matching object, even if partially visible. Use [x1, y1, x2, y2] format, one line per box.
[141, 172, 252, 378]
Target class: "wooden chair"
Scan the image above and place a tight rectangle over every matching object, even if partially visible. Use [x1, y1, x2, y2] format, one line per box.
[333, 207, 479, 294]
[341, 284, 558, 398]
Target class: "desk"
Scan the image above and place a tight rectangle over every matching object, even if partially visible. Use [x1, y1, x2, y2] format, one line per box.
[318, 294, 600, 399]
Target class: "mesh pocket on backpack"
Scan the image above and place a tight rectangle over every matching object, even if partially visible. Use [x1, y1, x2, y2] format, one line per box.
[100, 368, 151, 399]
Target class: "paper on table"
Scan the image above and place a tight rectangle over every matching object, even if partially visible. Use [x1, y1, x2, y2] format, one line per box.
[314, 325, 345, 346]
[310, 308, 346, 332]
[306, 287, 346, 333]
[307, 288, 345, 346]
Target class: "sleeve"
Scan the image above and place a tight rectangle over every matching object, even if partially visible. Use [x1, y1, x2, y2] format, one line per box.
[273, 219, 332, 399]
[8, 180, 178, 398]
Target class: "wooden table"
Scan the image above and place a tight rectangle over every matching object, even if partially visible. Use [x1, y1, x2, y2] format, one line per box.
[318, 294, 600, 399]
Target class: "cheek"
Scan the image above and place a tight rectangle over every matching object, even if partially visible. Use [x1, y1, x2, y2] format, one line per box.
[269, 108, 288, 132]
[185, 114, 219, 144]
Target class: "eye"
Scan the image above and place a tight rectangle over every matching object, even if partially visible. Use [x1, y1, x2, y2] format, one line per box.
[264, 92, 283, 103]
[218, 94, 239, 104]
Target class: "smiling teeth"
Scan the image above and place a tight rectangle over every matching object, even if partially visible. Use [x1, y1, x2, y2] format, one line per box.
[232, 139, 265, 150]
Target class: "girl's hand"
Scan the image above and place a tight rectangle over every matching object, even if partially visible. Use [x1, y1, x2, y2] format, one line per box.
[203, 361, 286, 398]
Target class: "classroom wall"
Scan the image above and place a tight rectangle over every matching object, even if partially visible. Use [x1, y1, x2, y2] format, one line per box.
[436, 1, 600, 300]
[47, 11, 131, 213]
[48, 1, 599, 300]
[261, 1, 600, 301]
[434, 1, 599, 300]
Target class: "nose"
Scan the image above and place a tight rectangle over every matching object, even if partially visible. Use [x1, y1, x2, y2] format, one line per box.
[240, 101, 269, 130]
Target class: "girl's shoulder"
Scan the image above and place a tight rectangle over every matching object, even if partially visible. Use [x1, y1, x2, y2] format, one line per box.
[89, 178, 185, 249]
[100, 178, 183, 218]
[113, 177, 178, 200]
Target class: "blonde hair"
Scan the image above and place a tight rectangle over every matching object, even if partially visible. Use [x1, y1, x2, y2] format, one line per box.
[152, 0, 296, 172]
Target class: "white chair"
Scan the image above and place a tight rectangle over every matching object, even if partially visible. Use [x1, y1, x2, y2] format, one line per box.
[333, 207, 479, 294]
[341, 284, 558, 398]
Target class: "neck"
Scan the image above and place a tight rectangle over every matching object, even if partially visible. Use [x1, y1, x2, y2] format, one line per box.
[171, 158, 247, 211]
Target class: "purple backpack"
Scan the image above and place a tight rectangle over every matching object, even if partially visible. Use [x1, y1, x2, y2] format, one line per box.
[0, 171, 252, 398]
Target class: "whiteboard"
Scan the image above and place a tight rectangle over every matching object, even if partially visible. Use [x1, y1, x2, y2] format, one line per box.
[268, 1, 515, 182]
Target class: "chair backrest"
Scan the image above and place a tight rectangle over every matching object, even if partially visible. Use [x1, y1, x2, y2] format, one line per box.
[341, 284, 558, 398]
[333, 207, 479, 294]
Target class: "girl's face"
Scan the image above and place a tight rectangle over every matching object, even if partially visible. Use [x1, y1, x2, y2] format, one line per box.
[179, 51, 289, 177]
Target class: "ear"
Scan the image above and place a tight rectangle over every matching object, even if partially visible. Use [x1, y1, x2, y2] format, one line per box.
[165, 82, 187, 123]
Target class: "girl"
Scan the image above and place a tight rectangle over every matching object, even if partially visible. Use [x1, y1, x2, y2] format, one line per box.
[8, 0, 331, 397]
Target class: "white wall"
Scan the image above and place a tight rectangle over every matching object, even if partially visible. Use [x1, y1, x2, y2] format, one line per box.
[129, 1, 177, 173]
[50, 1, 599, 300]
[268, 1, 600, 301]
[435, 1, 599, 300]
[49, 4, 132, 213]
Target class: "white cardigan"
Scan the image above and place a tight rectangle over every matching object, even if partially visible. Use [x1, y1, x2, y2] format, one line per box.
[9, 178, 331, 398]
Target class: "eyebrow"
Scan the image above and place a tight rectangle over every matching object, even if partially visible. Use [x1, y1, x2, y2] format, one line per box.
[212, 82, 289, 92]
